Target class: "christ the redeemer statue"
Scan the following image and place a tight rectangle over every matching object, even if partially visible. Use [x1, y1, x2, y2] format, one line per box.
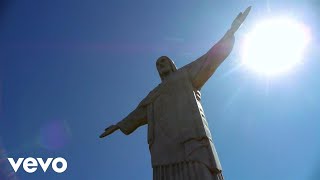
[100, 7, 251, 180]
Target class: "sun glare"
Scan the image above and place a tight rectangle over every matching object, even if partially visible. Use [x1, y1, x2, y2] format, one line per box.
[241, 17, 311, 76]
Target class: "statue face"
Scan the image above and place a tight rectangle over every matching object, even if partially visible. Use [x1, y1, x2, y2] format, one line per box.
[157, 58, 173, 79]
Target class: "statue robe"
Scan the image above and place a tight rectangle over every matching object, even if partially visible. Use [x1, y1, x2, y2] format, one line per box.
[117, 31, 235, 180]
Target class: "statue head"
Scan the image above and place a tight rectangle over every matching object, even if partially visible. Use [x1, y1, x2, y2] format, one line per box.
[156, 56, 177, 81]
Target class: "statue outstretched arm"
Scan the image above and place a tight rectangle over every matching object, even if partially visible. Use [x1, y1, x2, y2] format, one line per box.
[184, 6, 251, 90]
[99, 106, 147, 138]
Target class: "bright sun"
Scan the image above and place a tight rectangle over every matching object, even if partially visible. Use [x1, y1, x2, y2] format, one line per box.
[241, 17, 311, 76]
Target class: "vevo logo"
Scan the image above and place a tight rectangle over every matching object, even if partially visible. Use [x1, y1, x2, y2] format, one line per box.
[8, 157, 67, 173]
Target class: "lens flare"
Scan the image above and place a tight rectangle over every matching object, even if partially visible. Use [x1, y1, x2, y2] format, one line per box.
[38, 120, 71, 151]
[0, 140, 18, 180]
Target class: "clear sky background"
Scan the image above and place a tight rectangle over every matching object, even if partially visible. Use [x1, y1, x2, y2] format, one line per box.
[0, 0, 319, 180]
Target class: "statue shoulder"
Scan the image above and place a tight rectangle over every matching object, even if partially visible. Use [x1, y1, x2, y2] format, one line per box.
[138, 85, 162, 107]
[138, 69, 189, 107]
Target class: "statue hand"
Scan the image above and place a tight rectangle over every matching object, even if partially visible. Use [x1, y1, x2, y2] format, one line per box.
[99, 125, 119, 138]
[230, 6, 251, 34]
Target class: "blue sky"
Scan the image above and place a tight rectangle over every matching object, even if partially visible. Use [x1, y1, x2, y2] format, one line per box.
[0, 0, 319, 179]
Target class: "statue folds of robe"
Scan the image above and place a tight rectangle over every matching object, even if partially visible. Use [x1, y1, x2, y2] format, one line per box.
[116, 30, 235, 180]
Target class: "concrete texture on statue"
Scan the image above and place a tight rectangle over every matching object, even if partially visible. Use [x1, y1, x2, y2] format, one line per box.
[100, 6, 251, 180]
